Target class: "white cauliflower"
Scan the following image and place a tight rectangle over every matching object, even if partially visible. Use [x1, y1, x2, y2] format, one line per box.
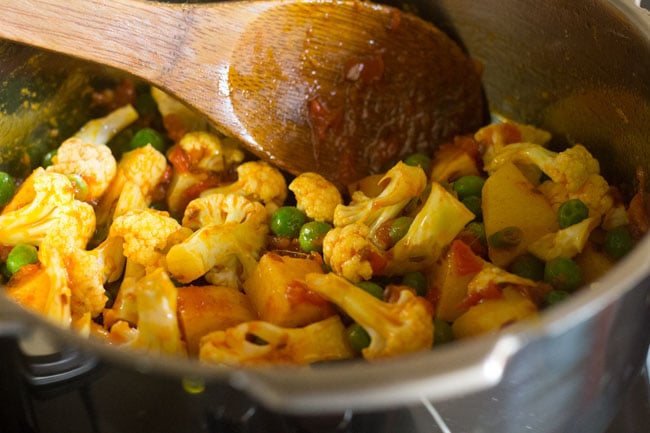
[305, 272, 433, 359]
[199, 316, 354, 366]
[94, 144, 168, 232]
[333, 162, 427, 236]
[486, 142, 615, 218]
[166, 194, 268, 286]
[289, 172, 342, 223]
[201, 161, 287, 215]
[323, 223, 385, 283]
[475, 120, 551, 168]
[387, 181, 475, 275]
[0, 169, 77, 246]
[73, 104, 139, 145]
[166, 131, 244, 217]
[527, 217, 599, 261]
[109, 208, 191, 271]
[108, 268, 186, 356]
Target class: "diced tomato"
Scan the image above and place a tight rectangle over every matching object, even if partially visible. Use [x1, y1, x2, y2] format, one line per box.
[450, 240, 484, 276]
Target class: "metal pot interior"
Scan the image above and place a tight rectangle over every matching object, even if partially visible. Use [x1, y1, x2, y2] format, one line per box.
[0, 0, 649, 420]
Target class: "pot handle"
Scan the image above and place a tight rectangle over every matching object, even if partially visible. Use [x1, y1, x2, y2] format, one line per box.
[225, 333, 522, 414]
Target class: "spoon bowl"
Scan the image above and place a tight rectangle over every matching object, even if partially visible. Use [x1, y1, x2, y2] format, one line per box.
[0, 0, 485, 186]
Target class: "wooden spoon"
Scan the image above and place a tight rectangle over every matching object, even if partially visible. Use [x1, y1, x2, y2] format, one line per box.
[0, 0, 485, 187]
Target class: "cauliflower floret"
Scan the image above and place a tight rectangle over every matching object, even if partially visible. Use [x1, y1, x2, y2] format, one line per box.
[486, 142, 615, 218]
[94, 144, 168, 232]
[0, 169, 76, 246]
[109, 208, 191, 271]
[166, 131, 244, 217]
[387, 181, 475, 274]
[485, 143, 600, 193]
[46, 105, 138, 204]
[430, 135, 481, 183]
[527, 217, 599, 261]
[201, 161, 287, 215]
[333, 161, 427, 235]
[305, 272, 433, 359]
[289, 172, 342, 223]
[66, 235, 125, 318]
[103, 260, 145, 328]
[107, 268, 186, 356]
[73, 104, 139, 145]
[199, 315, 354, 366]
[46, 138, 116, 203]
[475, 120, 552, 168]
[166, 194, 268, 286]
[466, 265, 538, 298]
[323, 223, 385, 283]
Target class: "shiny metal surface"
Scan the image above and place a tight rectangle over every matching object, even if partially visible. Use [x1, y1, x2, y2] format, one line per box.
[0, 1, 649, 432]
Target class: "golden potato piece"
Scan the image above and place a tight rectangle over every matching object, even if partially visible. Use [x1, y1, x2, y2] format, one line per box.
[177, 285, 256, 355]
[243, 252, 335, 327]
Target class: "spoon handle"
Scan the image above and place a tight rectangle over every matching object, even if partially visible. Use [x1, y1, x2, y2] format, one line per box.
[0, 0, 268, 98]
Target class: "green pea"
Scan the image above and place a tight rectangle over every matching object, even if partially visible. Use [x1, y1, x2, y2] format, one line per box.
[403, 153, 432, 172]
[509, 253, 545, 281]
[0, 171, 16, 206]
[356, 281, 384, 300]
[545, 290, 570, 306]
[41, 149, 58, 168]
[461, 195, 482, 219]
[464, 221, 486, 245]
[6, 244, 38, 275]
[389, 216, 413, 245]
[402, 271, 428, 296]
[346, 323, 370, 354]
[299, 221, 332, 253]
[453, 175, 485, 200]
[66, 173, 89, 202]
[544, 257, 582, 292]
[488, 226, 523, 248]
[433, 318, 454, 346]
[604, 226, 634, 260]
[128, 127, 167, 153]
[270, 206, 306, 238]
[558, 199, 589, 228]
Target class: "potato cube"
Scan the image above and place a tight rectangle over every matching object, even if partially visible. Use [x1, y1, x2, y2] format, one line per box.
[177, 285, 256, 355]
[244, 253, 335, 327]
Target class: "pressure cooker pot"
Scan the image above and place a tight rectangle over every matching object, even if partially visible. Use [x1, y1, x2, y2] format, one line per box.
[0, 1, 649, 433]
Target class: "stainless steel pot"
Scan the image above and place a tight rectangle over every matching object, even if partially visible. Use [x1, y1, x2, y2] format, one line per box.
[1, 1, 649, 432]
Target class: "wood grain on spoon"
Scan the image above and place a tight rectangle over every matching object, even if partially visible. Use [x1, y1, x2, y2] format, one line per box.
[0, 0, 485, 187]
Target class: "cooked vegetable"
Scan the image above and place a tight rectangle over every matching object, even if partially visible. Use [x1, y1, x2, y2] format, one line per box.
[558, 198, 589, 228]
[270, 206, 306, 238]
[305, 272, 434, 359]
[403, 152, 432, 172]
[453, 175, 485, 200]
[347, 323, 371, 353]
[199, 316, 354, 366]
[482, 162, 559, 267]
[604, 225, 634, 260]
[488, 226, 523, 248]
[0, 171, 16, 206]
[544, 257, 582, 292]
[129, 127, 167, 153]
[1, 83, 639, 367]
[243, 252, 333, 327]
[299, 221, 332, 253]
[388, 216, 414, 245]
[289, 172, 342, 223]
[6, 244, 38, 275]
